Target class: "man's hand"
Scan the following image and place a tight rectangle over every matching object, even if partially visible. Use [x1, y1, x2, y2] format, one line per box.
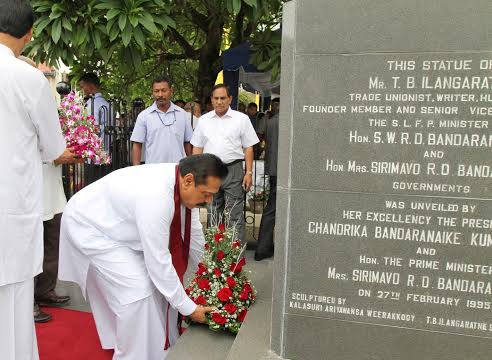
[189, 305, 214, 324]
[242, 174, 253, 192]
[54, 148, 83, 165]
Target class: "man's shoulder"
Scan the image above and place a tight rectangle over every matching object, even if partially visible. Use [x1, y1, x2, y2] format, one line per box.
[99, 96, 110, 106]
[199, 110, 215, 120]
[8, 59, 47, 87]
[195, 111, 216, 126]
[137, 105, 157, 119]
[229, 109, 247, 117]
[228, 110, 251, 125]
[173, 104, 187, 114]
[110, 163, 175, 182]
[173, 105, 190, 121]
[228, 109, 248, 118]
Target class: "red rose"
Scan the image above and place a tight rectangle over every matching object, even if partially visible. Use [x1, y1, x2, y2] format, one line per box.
[194, 295, 207, 305]
[224, 303, 237, 314]
[226, 277, 236, 288]
[196, 263, 207, 275]
[242, 283, 252, 294]
[214, 233, 224, 242]
[204, 243, 210, 251]
[217, 287, 233, 302]
[211, 312, 227, 325]
[218, 223, 226, 232]
[238, 309, 248, 322]
[214, 268, 221, 277]
[232, 240, 241, 248]
[185, 288, 191, 295]
[198, 278, 210, 291]
[216, 250, 225, 261]
[237, 257, 246, 268]
[239, 291, 248, 301]
[230, 257, 246, 273]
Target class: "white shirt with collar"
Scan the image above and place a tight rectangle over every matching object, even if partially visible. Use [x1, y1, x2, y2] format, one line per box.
[190, 107, 259, 164]
[0, 43, 66, 286]
[58, 163, 202, 315]
[130, 102, 193, 164]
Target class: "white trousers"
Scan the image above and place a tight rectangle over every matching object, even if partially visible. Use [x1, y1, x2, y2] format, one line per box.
[86, 264, 178, 360]
[0, 278, 39, 360]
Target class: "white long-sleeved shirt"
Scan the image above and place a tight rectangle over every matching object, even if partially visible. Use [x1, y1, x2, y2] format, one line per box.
[59, 163, 204, 316]
[0, 44, 65, 286]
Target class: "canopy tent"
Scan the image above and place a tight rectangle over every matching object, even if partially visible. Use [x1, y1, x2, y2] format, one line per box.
[223, 42, 280, 110]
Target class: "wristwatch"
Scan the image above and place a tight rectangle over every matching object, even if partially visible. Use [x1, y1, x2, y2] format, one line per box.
[246, 171, 253, 175]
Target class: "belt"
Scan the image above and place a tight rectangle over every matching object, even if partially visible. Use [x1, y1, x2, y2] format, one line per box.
[225, 159, 243, 167]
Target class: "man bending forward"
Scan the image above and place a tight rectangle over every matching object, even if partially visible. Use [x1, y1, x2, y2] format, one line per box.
[59, 154, 227, 359]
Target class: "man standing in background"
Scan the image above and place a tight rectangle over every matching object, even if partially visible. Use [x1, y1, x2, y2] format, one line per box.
[131, 75, 193, 165]
[0, 1, 67, 358]
[247, 102, 258, 129]
[79, 73, 110, 146]
[191, 84, 259, 243]
[255, 98, 280, 261]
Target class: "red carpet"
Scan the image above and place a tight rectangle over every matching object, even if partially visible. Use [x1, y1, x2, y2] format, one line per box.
[35, 307, 113, 360]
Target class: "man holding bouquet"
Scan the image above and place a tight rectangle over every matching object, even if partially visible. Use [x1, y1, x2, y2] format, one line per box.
[59, 154, 228, 359]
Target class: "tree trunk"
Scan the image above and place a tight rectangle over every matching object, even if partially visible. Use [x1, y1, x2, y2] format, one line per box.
[194, 19, 224, 108]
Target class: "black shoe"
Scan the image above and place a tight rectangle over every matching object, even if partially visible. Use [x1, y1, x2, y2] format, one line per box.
[35, 291, 71, 307]
[254, 251, 274, 261]
[34, 303, 52, 323]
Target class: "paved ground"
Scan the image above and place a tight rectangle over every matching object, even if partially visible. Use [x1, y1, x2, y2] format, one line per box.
[54, 250, 278, 360]
[52, 208, 276, 360]
[168, 251, 276, 360]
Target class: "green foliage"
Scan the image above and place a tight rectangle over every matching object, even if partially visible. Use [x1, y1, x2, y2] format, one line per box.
[250, 29, 282, 81]
[28, 0, 174, 68]
[238, 90, 256, 107]
[28, 0, 284, 103]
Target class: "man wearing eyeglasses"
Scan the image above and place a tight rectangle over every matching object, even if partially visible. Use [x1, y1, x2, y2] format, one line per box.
[131, 75, 193, 165]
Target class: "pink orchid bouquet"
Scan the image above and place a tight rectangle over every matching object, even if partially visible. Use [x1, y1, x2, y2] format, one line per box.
[185, 222, 256, 333]
[58, 91, 111, 165]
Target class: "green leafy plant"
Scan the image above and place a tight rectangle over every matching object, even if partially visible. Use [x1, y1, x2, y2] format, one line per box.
[28, 0, 284, 104]
[250, 29, 281, 81]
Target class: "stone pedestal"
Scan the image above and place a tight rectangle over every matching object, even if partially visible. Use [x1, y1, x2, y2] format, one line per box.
[272, 1, 492, 359]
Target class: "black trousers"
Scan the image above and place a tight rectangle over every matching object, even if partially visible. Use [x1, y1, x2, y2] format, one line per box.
[256, 176, 277, 254]
[34, 213, 62, 297]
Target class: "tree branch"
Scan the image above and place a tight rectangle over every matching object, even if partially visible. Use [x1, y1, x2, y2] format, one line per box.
[172, 0, 208, 32]
[187, 8, 208, 31]
[154, 52, 190, 61]
[169, 27, 200, 59]
[230, 7, 245, 48]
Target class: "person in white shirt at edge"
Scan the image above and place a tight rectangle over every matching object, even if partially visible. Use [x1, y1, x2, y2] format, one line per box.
[79, 72, 110, 147]
[191, 84, 259, 244]
[18, 55, 84, 323]
[0, 1, 79, 358]
[59, 154, 227, 359]
[130, 75, 193, 165]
